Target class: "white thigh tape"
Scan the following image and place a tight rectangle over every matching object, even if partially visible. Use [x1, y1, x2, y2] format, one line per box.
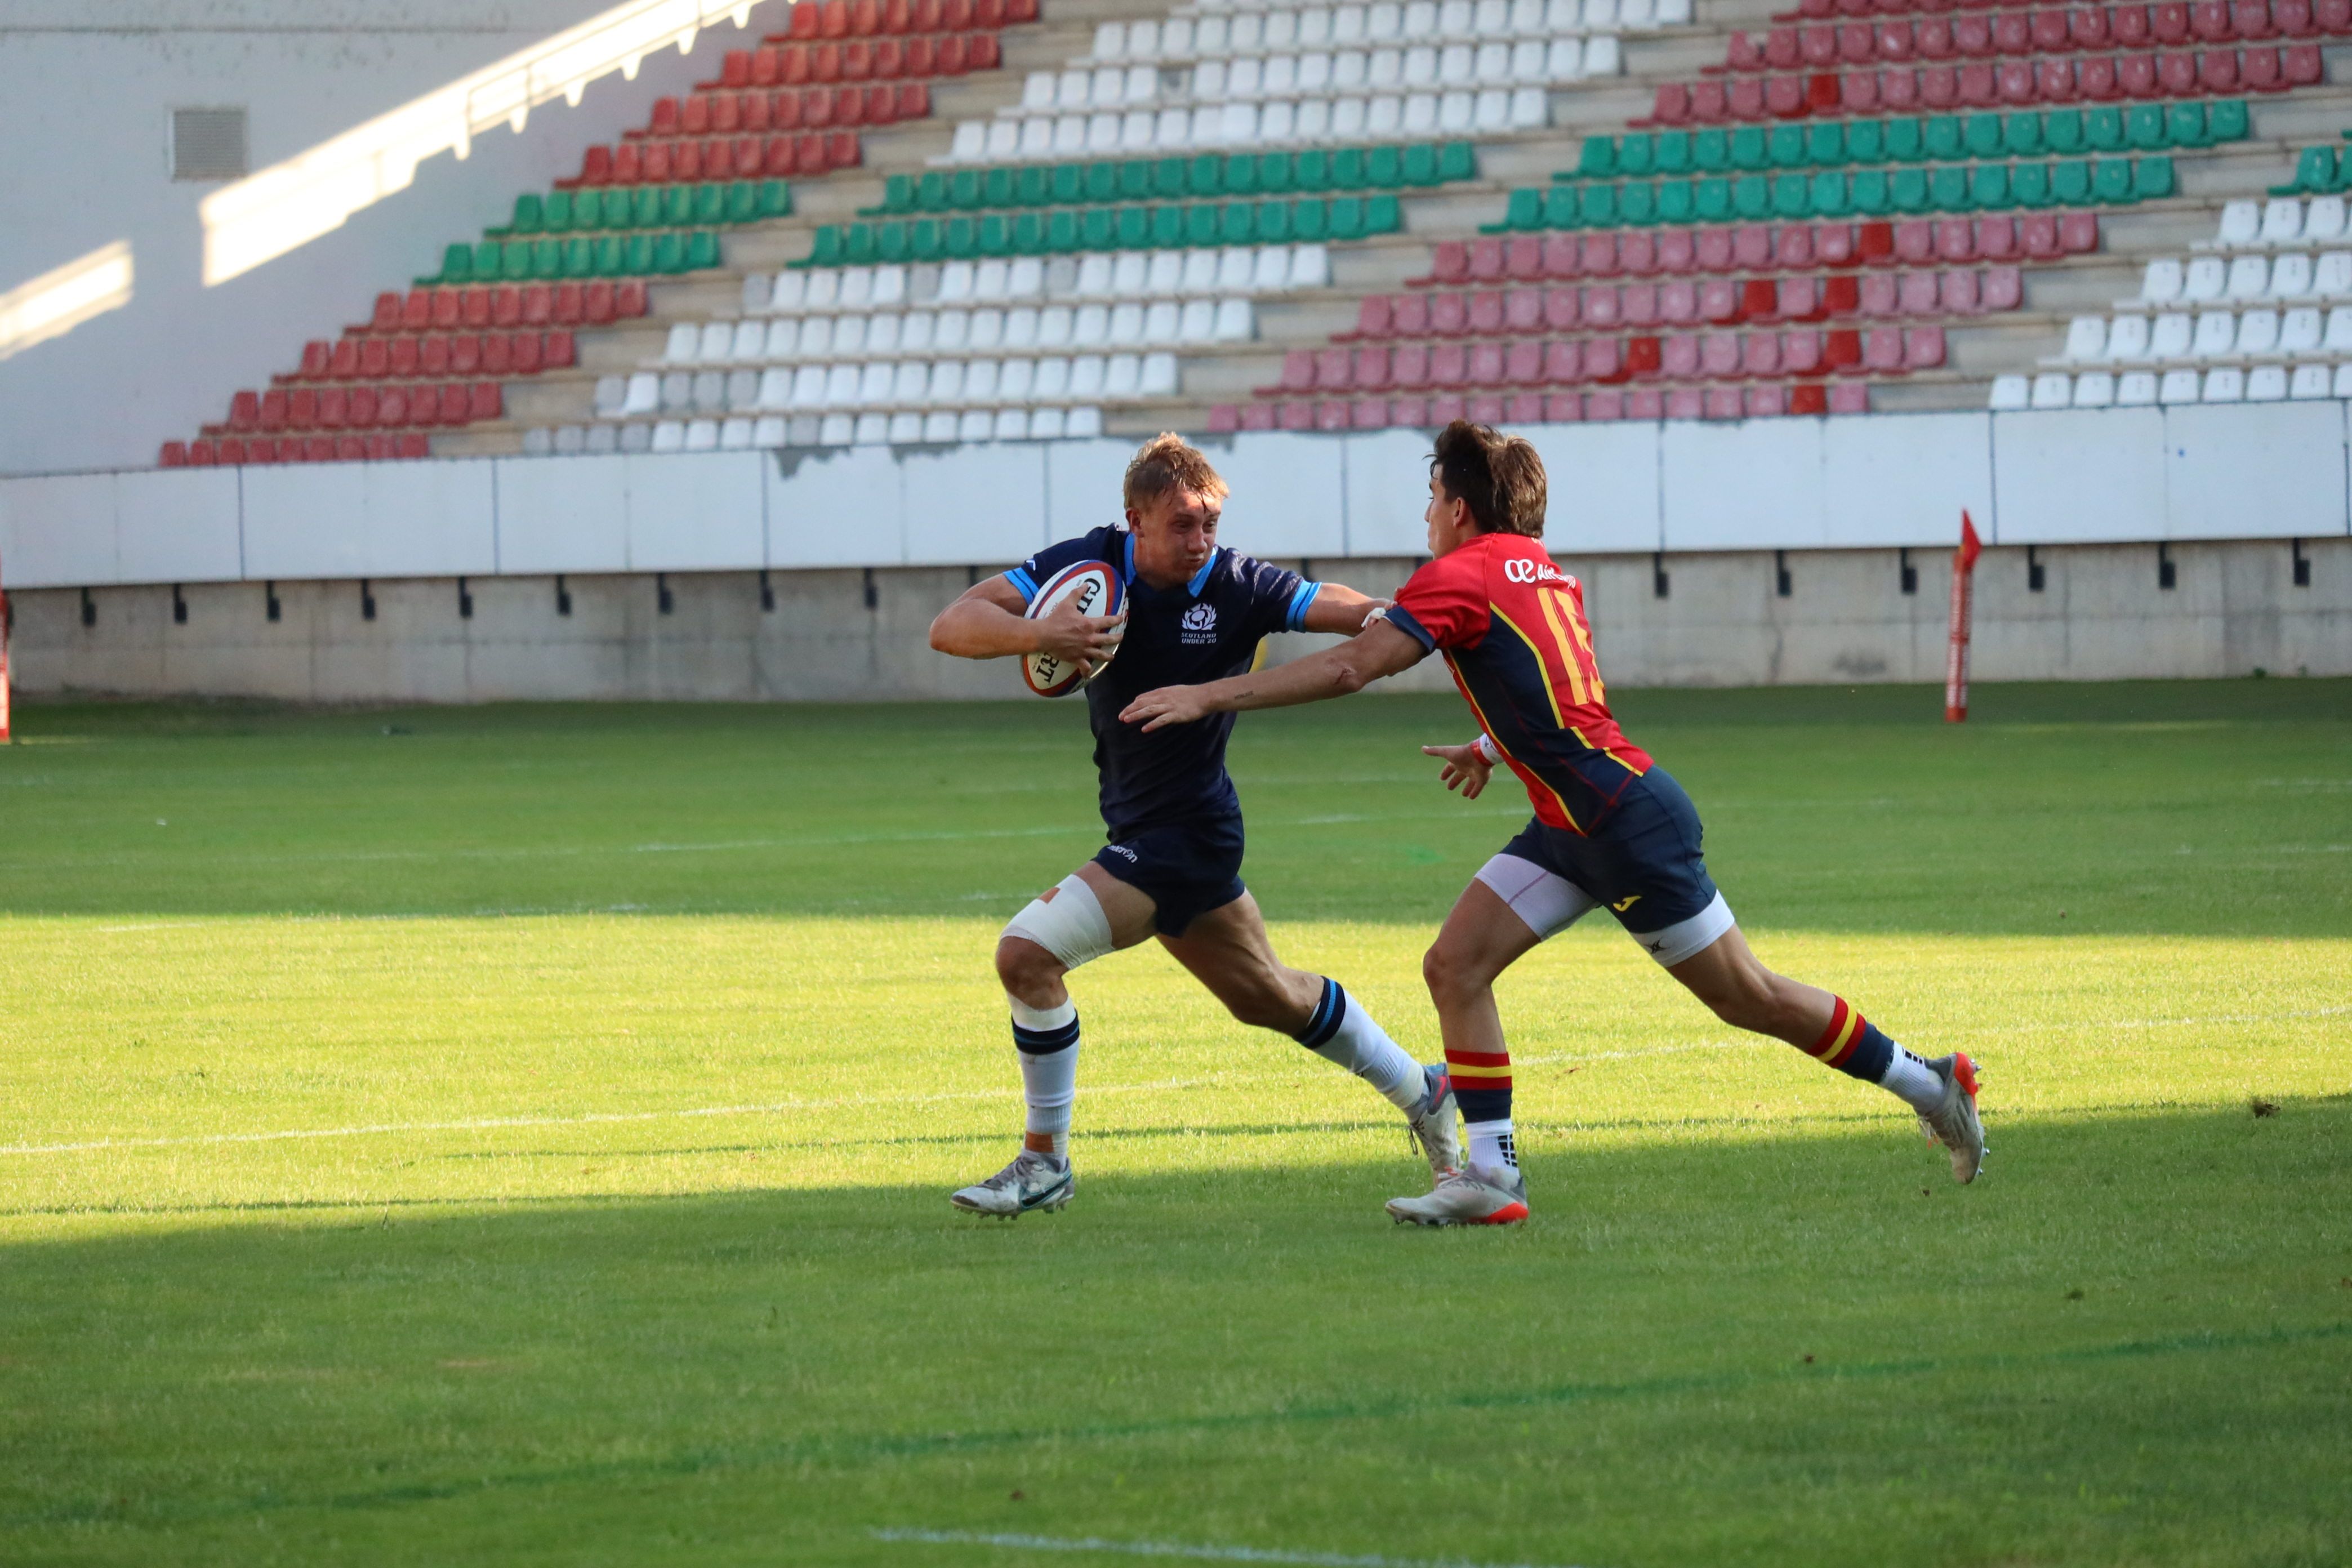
[1629, 890, 1736, 968]
[1473, 853, 1597, 942]
[1003, 874, 1116, 970]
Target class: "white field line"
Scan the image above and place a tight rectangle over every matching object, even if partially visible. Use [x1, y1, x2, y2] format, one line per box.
[5, 1009, 2342, 1160]
[870, 1528, 1591, 1568]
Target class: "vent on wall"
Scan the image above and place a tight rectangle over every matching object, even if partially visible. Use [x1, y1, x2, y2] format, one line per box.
[172, 109, 247, 181]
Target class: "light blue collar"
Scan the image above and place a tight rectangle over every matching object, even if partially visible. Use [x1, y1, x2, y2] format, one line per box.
[1121, 532, 1219, 598]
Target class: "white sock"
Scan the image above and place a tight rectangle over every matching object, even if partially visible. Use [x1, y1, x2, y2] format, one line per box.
[1300, 983, 1424, 1110]
[1878, 1046, 1944, 1114]
[1010, 995, 1078, 1162]
[1467, 1118, 1518, 1171]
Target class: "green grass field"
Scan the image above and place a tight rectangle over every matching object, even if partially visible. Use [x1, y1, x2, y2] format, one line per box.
[2, 681, 2347, 1568]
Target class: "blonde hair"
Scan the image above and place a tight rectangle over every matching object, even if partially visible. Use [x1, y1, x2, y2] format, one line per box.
[1123, 433, 1231, 514]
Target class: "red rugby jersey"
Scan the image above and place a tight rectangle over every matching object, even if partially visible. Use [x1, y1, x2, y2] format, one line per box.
[1385, 532, 1652, 834]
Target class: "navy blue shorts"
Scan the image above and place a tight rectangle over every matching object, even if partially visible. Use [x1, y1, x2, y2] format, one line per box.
[1094, 816, 1248, 938]
[1479, 769, 1736, 967]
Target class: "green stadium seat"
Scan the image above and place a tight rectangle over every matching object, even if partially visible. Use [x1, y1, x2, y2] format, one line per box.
[2093, 159, 2134, 202]
[792, 224, 834, 266]
[478, 239, 507, 279]
[1731, 127, 1769, 171]
[948, 170, 980, 210]
[1155, 157, 1190, 199]
[876, 174, 915, 215]
[2132, 156, 2175, 201]
[2127, 105, 2167, 150]
[2003, 114, 2044, 158]
[1771, 173, 1810, 219]
[758, 180, 791, 219]
[667, 186, 700, 227]
[1149, 205, 1182, 247]
[2045, 111, 2086, 155]
[946, 216, 978, 257]
[548, 191, 582, 233]
[1930, 166, 1971, 211]
[2086, 106, 2127, 152]
[1262, 152, 1298, 193]
[1694, 177, 1732, 222]
[653, 231, 688, 272]
[1186, 203, 1219, 246]
[1294, 199, 1330, 240]
[593, 235, 625, 276]
[1367, 193, 1400, 233]
[1223, 153, 1259, 195]
[2052, 159, 2092, 204]
[436, 243, 473, 283]
[917, 171, 950, 212]
[1844, 120, 1883, 163]
[2208, 100, 2248, 141]
[1656, 180, 1695, 224]
[1296, 150, 1333, 191]
[1850, 167, 1891, 215]
[528, 238, 560, 277]
[1807, 122, 1846, 166]
[1122, 161, 1155, 201]
[1402, 144, 1437, 186]
[622, 233, 655, 274]
[1334, 148, 1369, 190]
[879, 223, 910, 262]
[1050, 164, 1083, 205]
[2277, 144, 2340, 195]
[1011, 212, 1043, 255]
[691, 230, 724, 270]
[1081, 209, 1116, 249]
[507, 193, 546, 235]
[1891, 167, 1931, 212]
[564, 237, 595, 277]
[1329, 195, 1367, 239]
[1619, 133, 1656, 177]
[1580, 183, 1621, 225]
[1655, 130, 1692, 174]
[912, 219, 943, 261]
[1620, 182, 1658, 225]
[1768, 124, 1806, 169]
[1692, 127, 1730, 172]
[1925, 115, 1966, 161]
[1185, 155, 1220, 198]
[977, 214, 1009, 256]
[724, 182, 759, 224]
[1542, 185, 1580, 228]
[1885, 118, 1925, 162]
[1578, 137, 1616, 177]
[1965, 113, 2003, 159]
[2010, 162, 2052, 208]
[2164, 104, 2207, 149]
[1970, 164, 2012, 210]
[1016, 166, 1049, 207]
[1085, 163, 1118, 203]
[1257, 198, 1293, 243]
[1496, 187, 1540, 230]
[1046, 209, 1079, 252]
[1439, 141, 1476, 181]
[1731, 173, 1770, 220]
[626, 188, 659, 228]
[1366, 145, 1403, 189]
[1219, 201, 1255, 243]
[1809, 170, 1850, 217]
[848, 227, 881, 268]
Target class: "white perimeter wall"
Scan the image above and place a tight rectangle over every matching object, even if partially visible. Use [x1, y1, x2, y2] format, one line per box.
[3, 406, 2349, 589]
[0, 0, 768, 476]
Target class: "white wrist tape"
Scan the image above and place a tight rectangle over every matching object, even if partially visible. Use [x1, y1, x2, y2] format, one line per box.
[1002, 874, 1117, 970]
[1473, 732, 1502, 764]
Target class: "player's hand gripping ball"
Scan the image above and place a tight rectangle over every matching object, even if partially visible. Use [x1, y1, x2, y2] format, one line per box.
[1022, 561, 1126, 697]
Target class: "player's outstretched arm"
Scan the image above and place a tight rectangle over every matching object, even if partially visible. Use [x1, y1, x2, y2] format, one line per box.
[1422, 738, 1495, 798]
[1297, 583, 1391, 636]
[1120, 620, 1427, 730]
[929, 576, 1124, 667]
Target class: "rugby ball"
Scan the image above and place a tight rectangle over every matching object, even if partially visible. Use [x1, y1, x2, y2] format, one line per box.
[1021, 560, 1125, 698]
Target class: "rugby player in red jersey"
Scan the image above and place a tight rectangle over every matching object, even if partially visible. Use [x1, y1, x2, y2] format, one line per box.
[1122, 422, 1984, 1225]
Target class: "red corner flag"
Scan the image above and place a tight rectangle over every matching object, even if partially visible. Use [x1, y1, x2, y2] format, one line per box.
[1944, 512, 1984, 724]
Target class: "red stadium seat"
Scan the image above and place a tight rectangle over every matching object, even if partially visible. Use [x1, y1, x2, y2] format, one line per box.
[582, 283, 615, 328]
[159, 440, 189, 467]
[1774, 223, 1814, 269]
[822, 0, 851, 37]
[1982, 266, 2023, 310]
[1544, 340, 1584, 382]
[648, 97, 682, 137]
[419, 337, 449, 377]
[469, 383, 502, 421]
[894, 82, 930, 118]
[491, 287, 521, 328]
[844, 41, 874, 80]
[1355, 346, 1394, 390]
[482, 335, 511, 375]
[388, 337, 418, 377]
[1314, 400, 1349, 433]
[1208, 404, 1241, 433]
[511, 332, 543, 375]
[228, 390, 260, 431]
[1581, 233, 1620, 276]
[450, 336, 482, 375]
[1391, 342, 1431, 390]
[616, 280, 648, 317]
[1694, 229, 1734, 272]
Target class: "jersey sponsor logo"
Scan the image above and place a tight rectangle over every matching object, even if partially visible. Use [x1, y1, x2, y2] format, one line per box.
[1179, 602, 1218, 644]
[1502, 558, 1570, 585]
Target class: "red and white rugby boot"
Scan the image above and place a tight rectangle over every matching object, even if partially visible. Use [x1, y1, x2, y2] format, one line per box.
[1918, 1053, 1985, 1184]
[1385, 1160, 1529, 1227]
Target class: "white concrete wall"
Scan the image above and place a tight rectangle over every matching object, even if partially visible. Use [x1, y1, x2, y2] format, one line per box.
[4, 409, 2349, 590]
[0, 0, 770, 475]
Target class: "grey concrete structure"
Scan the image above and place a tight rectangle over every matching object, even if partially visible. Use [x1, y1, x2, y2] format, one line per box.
[10, 537, 2345, 703]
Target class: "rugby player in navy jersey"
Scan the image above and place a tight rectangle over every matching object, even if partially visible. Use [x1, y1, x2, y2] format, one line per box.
[925, 434, 1461, 1217]
[1122, 421, 1985, 1226]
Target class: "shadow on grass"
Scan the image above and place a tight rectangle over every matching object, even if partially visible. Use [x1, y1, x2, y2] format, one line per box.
[2, 1097, 2347, 1568]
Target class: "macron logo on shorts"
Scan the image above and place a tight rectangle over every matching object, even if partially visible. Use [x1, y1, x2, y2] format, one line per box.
[1103, 844, 1139, 861]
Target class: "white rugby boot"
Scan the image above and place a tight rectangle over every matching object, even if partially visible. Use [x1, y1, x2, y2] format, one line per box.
[1386, 1160, 1529, 1227]
[1917, 1053, 1985, 1184]
[1404, 1064, 1463, 1185]
[950, 1148, 1076, 1217]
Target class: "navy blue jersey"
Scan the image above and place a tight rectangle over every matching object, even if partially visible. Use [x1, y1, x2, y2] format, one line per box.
[1006, 525, 1321, 839]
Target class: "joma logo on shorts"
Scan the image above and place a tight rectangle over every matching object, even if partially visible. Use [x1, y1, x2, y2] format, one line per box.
[1502, 559, 1568, 585]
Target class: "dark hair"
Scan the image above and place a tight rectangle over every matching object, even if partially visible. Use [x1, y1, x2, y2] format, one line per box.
[1430, 421, 1547, 538]
[1124, 432, 1230, 513]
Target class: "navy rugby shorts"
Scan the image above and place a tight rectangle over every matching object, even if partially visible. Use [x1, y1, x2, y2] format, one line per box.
[1477, 768, 1735, 968]
[1093, 814, 1248, 938]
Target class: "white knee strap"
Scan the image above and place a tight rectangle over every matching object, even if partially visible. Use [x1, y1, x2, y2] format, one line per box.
[1003, 875, 1116, 971]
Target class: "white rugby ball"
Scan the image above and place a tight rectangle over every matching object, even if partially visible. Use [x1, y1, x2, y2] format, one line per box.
[1022, 560, 1125, 698]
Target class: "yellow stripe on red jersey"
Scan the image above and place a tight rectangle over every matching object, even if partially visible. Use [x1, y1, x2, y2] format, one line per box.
[1384, 532, 1652, 835]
